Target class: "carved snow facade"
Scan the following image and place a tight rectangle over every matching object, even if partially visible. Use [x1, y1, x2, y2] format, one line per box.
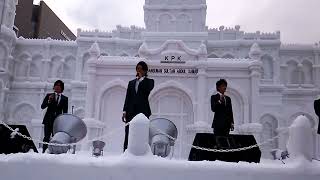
[0, 0, 319, 159]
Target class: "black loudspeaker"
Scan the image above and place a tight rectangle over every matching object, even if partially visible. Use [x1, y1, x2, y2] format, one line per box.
[0, 124, 38, 154]
[188, 133, 261, 163]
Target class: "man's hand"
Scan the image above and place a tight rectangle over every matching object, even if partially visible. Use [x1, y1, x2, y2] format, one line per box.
[122, 112, 126, 123]
[230, 123, 234, 131]
[48, 94, 54, 103]
[137, 72, 143, 79]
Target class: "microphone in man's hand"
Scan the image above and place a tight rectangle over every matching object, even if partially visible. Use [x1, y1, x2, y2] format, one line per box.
[49, 94, 55, 103]
[136, 72, 142, 79]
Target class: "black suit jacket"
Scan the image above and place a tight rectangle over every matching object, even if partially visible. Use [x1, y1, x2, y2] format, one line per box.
[314, 99, 320, 134]
[211, 93, 234, 130]
[123, 77, 154, 122]
[41, 93, 68, 125]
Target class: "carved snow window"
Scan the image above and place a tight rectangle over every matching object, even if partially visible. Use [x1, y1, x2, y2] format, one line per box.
[260, 115, 278, 158]
[50, 56, 63, 78]
[63, 56, 76, 79]
[158, 14, 175, 32]
[0, 45, 6, 69]
[30, 56, 42, 77]
[13, 104, 35, 123]
[301, 60, 313, 84]
[287, 60, 299, 84]
[261, 55, 273, 80]
[15, 54, 30, 77]
[99, 86, 126, 154]
[150, 88, 193, 159]
[176, 14, 191, 32]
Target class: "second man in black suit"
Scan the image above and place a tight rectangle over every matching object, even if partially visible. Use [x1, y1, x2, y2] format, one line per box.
[211, 79, 234, 136]
[41, 80, 68, 153]
[122, 61, 154, 151]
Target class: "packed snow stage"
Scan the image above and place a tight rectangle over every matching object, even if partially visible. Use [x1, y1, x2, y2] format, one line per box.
[0, 114, 320, 180]
[0, 152, 319, 180]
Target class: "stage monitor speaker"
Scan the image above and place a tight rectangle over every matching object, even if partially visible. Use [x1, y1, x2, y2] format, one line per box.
[0, 124, 38, 154]
[188, 133, 261, 163]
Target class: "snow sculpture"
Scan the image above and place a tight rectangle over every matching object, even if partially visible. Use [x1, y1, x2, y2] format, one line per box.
[286, 115, 313, 161]
[127, 113, 152, 156]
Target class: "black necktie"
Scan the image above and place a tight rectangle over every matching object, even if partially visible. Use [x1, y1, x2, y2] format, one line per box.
[56, 94, 60, 105]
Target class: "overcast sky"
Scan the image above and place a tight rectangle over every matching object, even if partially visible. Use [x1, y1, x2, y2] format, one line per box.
[33, 0, 320, 44]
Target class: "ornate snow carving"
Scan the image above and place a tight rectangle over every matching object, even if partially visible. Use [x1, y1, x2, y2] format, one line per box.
[29, 55, 42, 78]
[0, 41, 8, 71]
[0, 0, 318, 159]
[50, 56, 63, 78]
[12, 103, 35, 123]
[249, 43, 262, 59]
[144, 0, 206, 32]
[1, 0, 18, 29]
[138, 40, 207, 61]
[89, 42, 101, 58]
[63, 56, 76, 79]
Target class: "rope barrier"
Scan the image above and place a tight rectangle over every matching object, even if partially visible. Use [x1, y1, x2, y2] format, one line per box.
[0, 120, 286, 152]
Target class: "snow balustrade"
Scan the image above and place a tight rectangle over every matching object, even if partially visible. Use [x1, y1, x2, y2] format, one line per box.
[0, 114, 319, 180]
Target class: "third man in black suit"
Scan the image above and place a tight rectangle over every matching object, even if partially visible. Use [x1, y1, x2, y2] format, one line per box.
[122, 61, 154, 151]
[211, 79, 234, 136]
[314, 97, 320, 134]
[41, 80, 68, 153]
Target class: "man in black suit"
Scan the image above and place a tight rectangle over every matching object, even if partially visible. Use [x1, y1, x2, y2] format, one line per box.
[314, 97, 320, 134]
[211, 79, 234, 135]
[122, 61, 154, 151]
[41, 80, 68, 153]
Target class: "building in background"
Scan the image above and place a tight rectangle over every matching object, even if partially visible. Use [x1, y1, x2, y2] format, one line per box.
[14, 0, 75, 40]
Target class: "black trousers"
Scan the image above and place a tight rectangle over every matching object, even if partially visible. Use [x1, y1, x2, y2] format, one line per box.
[317, 117, 320, 134]
[123, 124, 130, 152]
[42, 122, 54, 153]
[213, 128, 230, 136]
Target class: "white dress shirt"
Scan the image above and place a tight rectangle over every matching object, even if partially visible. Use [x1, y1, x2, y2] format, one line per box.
[135, 76, 145, 92]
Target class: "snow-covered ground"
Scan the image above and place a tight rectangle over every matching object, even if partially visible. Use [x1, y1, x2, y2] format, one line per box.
[1, 113, 319, 180]
[0, 151, 320, 180]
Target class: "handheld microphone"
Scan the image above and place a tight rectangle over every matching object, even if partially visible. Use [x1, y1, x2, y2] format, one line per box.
[48, 93, 55, 103]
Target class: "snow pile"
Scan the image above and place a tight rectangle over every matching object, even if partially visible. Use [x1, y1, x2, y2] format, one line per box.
[287, 115, 313, 161]
[0, 152, 319, 180]
[1, 113, 319, 180]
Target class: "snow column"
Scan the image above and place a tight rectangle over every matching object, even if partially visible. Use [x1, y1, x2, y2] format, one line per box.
[42, 39, 51, 82]
[248, 43, 262, 123]
[0, 87, 4, 121]
[127, 113, 151, 156]
[248, 61, 261, 124]
[315, 49, 320, 88]
[273, 58, 281, 84]
[286, 115, 313, 161]
[84, 42, 100, 119]
[196, 65, 207, 124]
